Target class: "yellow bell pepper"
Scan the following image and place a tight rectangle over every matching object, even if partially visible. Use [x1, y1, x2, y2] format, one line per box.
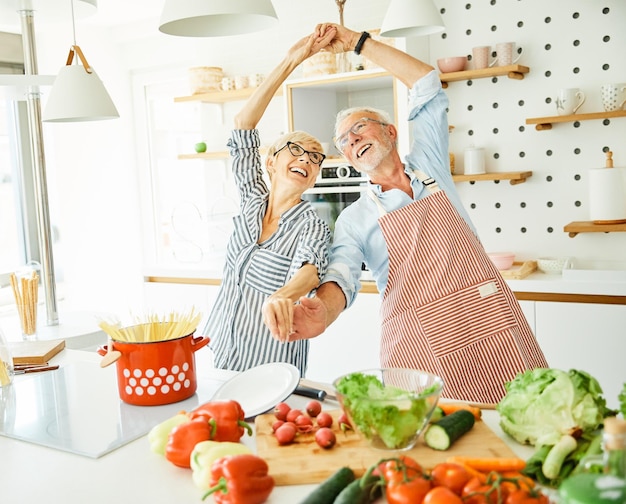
[190, 440, 252, 489]
[148, 412, 190, 456]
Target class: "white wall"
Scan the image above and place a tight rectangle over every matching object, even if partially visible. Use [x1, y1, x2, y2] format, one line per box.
[12, 0, 625, 317]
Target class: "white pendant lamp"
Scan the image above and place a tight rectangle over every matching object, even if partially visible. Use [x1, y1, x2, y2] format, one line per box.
[380, 0, 445, 38]
[159, 0, 278, 37]
[43, 0, 118, 122]
[43, 45, 119, 122]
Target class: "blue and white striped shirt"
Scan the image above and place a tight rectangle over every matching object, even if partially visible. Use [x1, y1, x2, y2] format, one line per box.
[204, 129, 331, 376]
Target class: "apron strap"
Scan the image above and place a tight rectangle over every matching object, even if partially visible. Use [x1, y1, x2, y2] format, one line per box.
[367, 168, 441, 217]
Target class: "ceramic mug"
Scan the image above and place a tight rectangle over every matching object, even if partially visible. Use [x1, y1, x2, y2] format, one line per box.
[472, 46, 496, 70]
[494, 42, 522, 66]
[555, 88, 586, 116]
[601, 83, 626, 112]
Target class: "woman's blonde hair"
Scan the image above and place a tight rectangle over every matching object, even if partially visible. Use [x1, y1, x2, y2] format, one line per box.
[266, 130, 324, 158]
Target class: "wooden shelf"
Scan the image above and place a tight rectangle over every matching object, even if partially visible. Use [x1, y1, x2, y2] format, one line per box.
[525, 110, 626, 130]
[564, 221, 626, 237]
[178, 151, 229, 160]
[452, 170, 532, 185]
[439, 65, 529, 88]
[174, 87, 282, 104]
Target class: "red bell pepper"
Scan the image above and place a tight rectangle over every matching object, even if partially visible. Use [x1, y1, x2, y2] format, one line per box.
[190, 400, 252, 442]
[165, 416, 212, 468]
[202, 454, 274, 504]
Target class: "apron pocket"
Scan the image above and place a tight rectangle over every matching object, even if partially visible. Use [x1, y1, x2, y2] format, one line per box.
[415, 279, 518, 357]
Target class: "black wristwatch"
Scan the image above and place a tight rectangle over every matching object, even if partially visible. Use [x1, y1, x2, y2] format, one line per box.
[354, 31, 370, 55]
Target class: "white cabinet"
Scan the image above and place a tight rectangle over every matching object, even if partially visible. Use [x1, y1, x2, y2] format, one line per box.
[534, 301, 625, 410]
[305, 293, 382, 384]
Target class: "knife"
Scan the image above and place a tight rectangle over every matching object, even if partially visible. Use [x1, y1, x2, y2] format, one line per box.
[295, 379, 337, 401]
[294, 385, 327, 401]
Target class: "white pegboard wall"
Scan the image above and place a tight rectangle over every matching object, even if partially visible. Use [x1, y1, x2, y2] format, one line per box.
[430, 0, 626, 263]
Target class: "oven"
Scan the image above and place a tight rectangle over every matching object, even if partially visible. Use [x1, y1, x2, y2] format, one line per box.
[302, 163, 367, 233]
[303, 163, 373, 280]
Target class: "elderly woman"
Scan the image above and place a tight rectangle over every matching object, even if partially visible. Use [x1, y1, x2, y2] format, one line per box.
[203, 27, 336, 376]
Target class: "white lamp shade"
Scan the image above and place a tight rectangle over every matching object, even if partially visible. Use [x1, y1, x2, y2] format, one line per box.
[380, 0, 445, 38]
[43, 64, 119, 122]
[159, 0, 278, 37]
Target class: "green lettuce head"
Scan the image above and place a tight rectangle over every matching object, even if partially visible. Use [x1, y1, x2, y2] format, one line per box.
[496, 368, 610, 447]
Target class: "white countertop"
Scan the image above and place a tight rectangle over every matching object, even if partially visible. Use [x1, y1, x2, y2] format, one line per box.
[143, 265, 626, 297]
[1, 348, 535, 504]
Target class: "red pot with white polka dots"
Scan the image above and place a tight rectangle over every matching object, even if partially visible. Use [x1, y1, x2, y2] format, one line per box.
[99, 333, 210, 406]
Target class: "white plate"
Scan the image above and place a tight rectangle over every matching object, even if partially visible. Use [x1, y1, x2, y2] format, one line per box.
[211, 363, 300, 418]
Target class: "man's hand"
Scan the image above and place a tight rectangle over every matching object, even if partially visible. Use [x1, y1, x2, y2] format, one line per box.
[288, 296, 328, 341]
[315, 23, 360, 54]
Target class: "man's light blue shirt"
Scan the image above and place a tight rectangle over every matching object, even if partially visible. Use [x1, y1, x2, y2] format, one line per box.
[321, 70, 478, 308]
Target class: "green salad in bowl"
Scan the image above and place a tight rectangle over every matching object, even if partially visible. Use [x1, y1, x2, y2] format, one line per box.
[333, 368, 444, 450]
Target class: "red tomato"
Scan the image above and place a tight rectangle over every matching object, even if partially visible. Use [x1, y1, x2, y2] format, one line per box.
[505, 489, 550, 504]
[378, 456, 424, 483]
[462, 476, 500, 504]
[430, 462, 472, 495]
[387, 475, 431, 504]
[423, 486, 464, 504]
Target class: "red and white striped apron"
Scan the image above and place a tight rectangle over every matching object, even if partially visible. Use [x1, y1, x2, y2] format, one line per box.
[369, 170, 548, 404]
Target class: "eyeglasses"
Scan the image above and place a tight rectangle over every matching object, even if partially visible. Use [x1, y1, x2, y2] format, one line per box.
[334, 117, 388, 152]
[274, 141, 326, 166]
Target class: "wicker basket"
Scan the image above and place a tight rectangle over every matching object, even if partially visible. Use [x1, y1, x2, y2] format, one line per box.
[189, 66, 224, 94]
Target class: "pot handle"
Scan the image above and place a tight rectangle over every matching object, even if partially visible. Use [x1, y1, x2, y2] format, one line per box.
[96, 345, 108, 357]
[191, 336, 210, 352]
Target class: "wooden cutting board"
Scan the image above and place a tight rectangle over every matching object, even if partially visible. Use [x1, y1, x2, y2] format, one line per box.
[255, 409, 517, 486]
[10, 339, 65, 364]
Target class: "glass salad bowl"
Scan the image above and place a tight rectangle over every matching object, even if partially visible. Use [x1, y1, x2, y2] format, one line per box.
[333, 368, 444, 451]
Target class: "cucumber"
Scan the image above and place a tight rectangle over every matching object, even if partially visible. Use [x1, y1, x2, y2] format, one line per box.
[299, 466, 355, 504]
[333, 473, 381, 504]
[424, 409, 476, 450]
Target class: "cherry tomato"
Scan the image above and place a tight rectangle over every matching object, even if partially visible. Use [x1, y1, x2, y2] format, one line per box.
[379, 456, 424, 486]
[462, 476, 500, 504]
[316, 412, 333, 428]
[315, 427, 336, 449]
[430, 462, 472, 495]
[286, 408, 303, 423]
[423, 486, 464, 504]
[505, 489, 550, 504]
[274, 422, 297, 445]
[274, 402, 290, 421]
[387, 474, 431, 504]
[305, 400, 322, 417]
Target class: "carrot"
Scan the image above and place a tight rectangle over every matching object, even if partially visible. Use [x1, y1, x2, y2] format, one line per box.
[438, 402, 482, 420]
[501, 471, 536, 491]
[445, 456, 526, 473]
[453, 462, 488, 484]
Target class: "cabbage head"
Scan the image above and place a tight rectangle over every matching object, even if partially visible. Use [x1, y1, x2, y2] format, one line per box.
[496, 368, 610, 447]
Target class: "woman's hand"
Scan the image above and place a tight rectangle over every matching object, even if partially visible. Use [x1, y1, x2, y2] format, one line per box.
[263, 294, 295, 343]
[314, 22, 360, 54]
[287, 24, 338, 65]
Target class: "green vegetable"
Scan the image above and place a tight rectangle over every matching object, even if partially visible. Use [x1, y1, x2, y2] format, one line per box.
[335, 372, 438, 450]
[496, 368, 611, 447]
[424, 409, 475, 450]
[147, 412, 190, 455]
[299, 466, 355, 504]
[430, 406, 445, 423]
[542, 434, 578, 480]
[333, 472, 381, 504]
[619, 383, 626, 418]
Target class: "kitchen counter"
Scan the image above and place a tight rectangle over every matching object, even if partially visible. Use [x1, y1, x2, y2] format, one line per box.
[144, 267, 626, 301]
[2, 348, 534, 504]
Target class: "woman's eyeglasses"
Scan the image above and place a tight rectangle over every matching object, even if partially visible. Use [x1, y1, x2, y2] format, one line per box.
[274, 141, 326, 166]
[334, 117, 388, 152]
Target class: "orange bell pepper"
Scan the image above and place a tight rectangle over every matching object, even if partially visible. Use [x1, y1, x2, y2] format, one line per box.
[202, 454, 274, 504]
[164, 416, 212, 468]
[190, 400, 252, 442]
